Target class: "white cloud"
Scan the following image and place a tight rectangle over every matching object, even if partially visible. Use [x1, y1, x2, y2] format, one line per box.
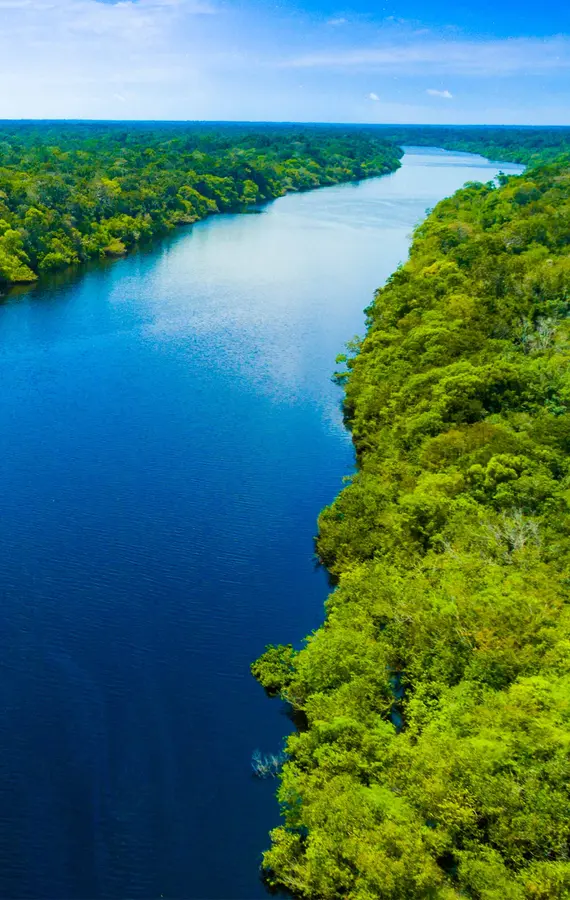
[0, 0, 218, 118]
[2, 0, 216, 43]
[280, 36, 570, 75]
[427, 88, 453, 98]
[0, 0, 568, 123]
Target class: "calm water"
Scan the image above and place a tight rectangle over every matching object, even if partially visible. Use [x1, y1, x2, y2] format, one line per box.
[0, 148, 523, 899]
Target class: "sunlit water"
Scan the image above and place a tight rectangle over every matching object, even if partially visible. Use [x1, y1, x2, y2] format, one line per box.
[0, 148, 523, 899]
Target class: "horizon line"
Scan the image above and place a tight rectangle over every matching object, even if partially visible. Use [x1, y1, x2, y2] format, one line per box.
[0, 119, 570, 129]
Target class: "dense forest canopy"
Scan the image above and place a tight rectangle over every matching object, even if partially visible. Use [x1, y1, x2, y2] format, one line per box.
[253, 157, 570, 898]
[381, 125, 570, 165]
[0, 122, 402, 289]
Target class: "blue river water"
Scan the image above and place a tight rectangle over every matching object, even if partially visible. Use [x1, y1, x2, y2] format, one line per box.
[0, 148, 523, 899]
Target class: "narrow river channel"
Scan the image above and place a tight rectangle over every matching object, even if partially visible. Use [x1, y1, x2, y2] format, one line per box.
[0, 147, 523, 899]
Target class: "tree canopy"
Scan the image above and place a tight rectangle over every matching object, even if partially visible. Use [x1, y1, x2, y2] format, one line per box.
[0, 122, 402, 289]
[381, 125, 570, 166]
[253, 156, 570, 899]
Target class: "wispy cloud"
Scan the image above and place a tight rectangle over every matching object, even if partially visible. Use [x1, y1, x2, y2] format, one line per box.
[280, 36, 570, 75]
[0, 0, 218, 117]
[3, 0, 216, 42]
[1, 0, 569, 124]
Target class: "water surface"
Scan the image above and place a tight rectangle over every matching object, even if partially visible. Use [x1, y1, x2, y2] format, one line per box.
[0, 148, 523, 899]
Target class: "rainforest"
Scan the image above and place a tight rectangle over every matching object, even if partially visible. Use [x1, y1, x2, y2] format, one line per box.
[0, 123, 402, 288]
[253, 154, 570, 898]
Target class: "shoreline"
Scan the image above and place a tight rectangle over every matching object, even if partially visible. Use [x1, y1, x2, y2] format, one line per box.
[0, 151, 404, 300]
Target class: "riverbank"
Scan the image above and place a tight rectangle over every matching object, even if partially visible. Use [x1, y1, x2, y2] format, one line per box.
[0, 123, 403, 291]
[5, 120, 568, 299]
[253, 155, 570, 899]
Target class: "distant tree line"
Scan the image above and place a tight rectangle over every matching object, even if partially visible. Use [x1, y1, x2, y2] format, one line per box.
[381, 124, 570, 165]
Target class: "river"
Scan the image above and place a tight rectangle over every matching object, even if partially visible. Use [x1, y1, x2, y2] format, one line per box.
[0, 147, 523, 899]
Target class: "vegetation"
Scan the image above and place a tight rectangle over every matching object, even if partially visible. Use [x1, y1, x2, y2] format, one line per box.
[253, 158, 570, 898]
[0, 122, 402, 289]
[2, 121, 570, 292]
[384, 125, 570, 166]
[251, 749, 287, 779]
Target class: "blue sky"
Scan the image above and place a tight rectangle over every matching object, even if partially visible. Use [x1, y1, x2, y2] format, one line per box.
[1, 0, 569, 123]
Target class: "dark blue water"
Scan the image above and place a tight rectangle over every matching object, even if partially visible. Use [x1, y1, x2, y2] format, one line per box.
[0, 148, 523, 899]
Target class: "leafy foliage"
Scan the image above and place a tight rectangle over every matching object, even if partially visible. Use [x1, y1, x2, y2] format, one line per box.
[0, 122, 402, 289]
[382, 125, 570, 165]
[253, 158, 570, 898]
